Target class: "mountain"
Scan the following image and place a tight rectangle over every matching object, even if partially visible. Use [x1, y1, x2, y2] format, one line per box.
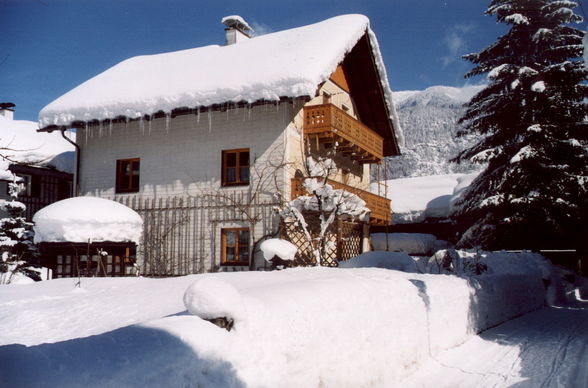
[385, 85, 484, 179]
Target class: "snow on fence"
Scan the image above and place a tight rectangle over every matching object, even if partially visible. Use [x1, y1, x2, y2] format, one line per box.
[110, 193, 280, 276]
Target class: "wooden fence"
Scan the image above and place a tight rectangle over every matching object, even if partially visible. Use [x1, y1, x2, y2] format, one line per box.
[110, 193, 280, 276]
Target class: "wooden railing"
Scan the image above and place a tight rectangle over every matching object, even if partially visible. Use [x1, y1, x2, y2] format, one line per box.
[291, 178, 391, 225]
[304, 104, 384, 163]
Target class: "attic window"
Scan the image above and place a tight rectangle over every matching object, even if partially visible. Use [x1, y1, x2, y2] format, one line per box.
[116, 158, 140, 193]
[222, 149, 250, 186]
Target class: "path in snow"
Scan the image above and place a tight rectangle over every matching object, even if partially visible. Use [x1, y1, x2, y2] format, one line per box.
[402, 301, 588, 387]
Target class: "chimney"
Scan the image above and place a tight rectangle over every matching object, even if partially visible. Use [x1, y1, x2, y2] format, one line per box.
[0, 102, 15, 120]
[222, 15, 253, 45]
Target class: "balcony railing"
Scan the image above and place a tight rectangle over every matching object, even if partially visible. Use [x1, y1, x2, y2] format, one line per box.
[291, 178, 391, 225]
[304, 104, 384, 163]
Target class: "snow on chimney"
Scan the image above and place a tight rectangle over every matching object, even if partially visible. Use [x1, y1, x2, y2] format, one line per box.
[0, 102, 15, 120]
[222, 15, 253, 45]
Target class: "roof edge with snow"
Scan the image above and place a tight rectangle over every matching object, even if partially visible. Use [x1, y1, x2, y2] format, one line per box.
[38, 14, 403, 154]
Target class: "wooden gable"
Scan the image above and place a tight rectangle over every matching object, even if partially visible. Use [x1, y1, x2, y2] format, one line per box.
[329, 65, 350, 93]
[340, 33, 401, 156]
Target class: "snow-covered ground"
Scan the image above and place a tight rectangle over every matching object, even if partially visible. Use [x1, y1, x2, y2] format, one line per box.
[1, 252, 586, 387]
[376, 172, 478, 223]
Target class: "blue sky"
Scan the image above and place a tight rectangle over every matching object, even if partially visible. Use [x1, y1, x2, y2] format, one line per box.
[1, 0, 585, 122]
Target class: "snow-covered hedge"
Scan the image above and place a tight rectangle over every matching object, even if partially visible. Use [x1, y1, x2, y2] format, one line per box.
[0, 252, 558, 387]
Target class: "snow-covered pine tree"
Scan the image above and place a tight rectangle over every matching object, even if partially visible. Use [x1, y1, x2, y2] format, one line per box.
[452, 0, 588, 249]
[0, 178, 40, 283]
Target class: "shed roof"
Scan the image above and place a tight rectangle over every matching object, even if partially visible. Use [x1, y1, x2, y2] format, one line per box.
[38, 14, 403, 154]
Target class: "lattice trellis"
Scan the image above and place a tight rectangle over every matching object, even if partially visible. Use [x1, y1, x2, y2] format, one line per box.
[281, 215, 363, 267]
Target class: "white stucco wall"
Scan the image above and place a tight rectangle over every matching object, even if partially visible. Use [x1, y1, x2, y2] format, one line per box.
[77, 101, 299, 272]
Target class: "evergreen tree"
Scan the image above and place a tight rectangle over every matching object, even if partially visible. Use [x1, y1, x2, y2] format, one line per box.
[0, 178, 40, 283]
[452, 0, 588, 249]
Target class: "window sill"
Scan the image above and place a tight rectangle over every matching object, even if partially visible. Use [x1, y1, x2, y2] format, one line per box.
[221, 182, 250, 187]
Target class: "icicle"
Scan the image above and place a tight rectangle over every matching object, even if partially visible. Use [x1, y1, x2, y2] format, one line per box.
[208, 110, 212, 133]
[85, 123, 88, 145]
[98, 121, 102, 137]
[109, 120, 113, 136]
[165, 113, 171, 133]
[148, 115, 152, 135]
[248, 103, 251, 121]
[139, 117, 145, 135]
[197, 107, 201, 124]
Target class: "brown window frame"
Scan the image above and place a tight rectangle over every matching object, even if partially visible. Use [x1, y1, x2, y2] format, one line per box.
[221, 228, 250, 266]
[116, 158, 140, 193]
[221, 149, 250, 187]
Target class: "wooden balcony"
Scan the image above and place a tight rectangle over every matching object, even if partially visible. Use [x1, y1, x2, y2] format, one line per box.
[304, 104, 384, 163]
[291, 178, 391, 225]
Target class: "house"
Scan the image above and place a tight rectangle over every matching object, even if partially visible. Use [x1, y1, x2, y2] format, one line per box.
[0, 103, 75, 220]
[37, 14, 403, 275]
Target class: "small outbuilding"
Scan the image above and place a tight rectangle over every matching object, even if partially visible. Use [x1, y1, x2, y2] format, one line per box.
[33, 197, 143, 278]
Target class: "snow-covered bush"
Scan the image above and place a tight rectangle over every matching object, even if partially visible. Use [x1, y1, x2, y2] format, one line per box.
[279, 157, 369, 266]
[183, 277, 246, 330]
[423, 249, 487, 276]
[260, 238, 297, 269]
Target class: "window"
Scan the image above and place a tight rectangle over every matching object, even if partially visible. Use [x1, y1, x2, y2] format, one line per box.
[116, 158, 140, 193]
[222, 149, 249, 186]
[221, 228, 250, 266]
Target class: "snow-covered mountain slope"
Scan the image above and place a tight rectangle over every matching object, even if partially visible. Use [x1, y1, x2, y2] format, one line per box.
[385, 85, 484, 179]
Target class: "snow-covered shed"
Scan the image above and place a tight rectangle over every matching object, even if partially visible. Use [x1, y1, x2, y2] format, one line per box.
[33, 197, 142, 278]
[36, 14, 403, 274]
[0, 105, 75, 220]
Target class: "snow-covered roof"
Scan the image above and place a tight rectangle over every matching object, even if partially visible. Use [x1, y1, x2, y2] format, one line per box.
[374, 172, 479, 224]
[38, 14, 403, 148]
[0, 116, 75, 174]
[33, 197, 143, 244]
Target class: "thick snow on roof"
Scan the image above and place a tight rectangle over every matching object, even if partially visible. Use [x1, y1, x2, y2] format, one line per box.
[33, 197, 143, 244]
[38, 14, 401, 146]
[0, 116, 75, 172]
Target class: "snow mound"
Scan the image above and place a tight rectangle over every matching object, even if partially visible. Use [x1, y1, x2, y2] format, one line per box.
[183, 277, 246, 323]
[32, 197, 143, 244]
[260, 238, 297, 261]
